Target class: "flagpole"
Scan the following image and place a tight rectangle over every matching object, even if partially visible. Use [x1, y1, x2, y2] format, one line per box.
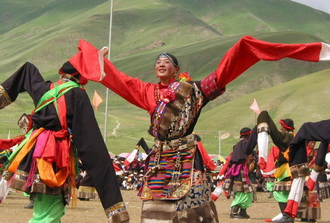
[103, 0, 114, 143]
[218, 131, 222, 156]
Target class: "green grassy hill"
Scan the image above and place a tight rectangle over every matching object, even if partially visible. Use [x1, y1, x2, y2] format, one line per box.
[1, 0, 330, 74]
[0, 0, 330, 155]
[168, 0, 330, 39]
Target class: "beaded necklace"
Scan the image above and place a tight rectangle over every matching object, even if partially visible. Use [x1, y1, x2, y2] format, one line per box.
[154, 85, 160, 104]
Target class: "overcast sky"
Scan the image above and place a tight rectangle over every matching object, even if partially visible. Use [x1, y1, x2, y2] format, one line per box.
[291, 0, 330, 14]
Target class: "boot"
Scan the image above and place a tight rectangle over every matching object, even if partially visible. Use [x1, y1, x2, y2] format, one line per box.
[230, 206, 243, 219]
[268, 191, 273, 198]
[24, 202, 34, 209]
[278, 202, 287, 213]
[239, 208, 250, 219]
[273, 213, 294, 223]
[24, 193, 35, 209]
[301, 219, 316, 222]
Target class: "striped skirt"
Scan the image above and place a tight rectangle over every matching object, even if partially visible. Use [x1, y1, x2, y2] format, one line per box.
[140, 170, 219, 223]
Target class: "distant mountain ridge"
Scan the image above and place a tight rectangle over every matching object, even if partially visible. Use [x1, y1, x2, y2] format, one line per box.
[1, 0, 330, 73]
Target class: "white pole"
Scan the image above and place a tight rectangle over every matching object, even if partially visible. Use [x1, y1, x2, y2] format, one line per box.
[218, 131, 221, 156]
[103, 0, 114, 143]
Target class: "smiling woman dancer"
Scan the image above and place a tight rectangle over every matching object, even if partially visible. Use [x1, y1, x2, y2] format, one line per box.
[68, 36, 330, 222]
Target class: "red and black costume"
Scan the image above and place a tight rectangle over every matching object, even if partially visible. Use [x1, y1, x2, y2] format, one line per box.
[0, 62, 128, 222]
[67, 36, 330, 222]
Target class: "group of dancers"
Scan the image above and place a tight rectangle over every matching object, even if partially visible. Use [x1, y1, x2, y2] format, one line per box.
[217, 111, 330, 223]
[0, 35, 329, 222]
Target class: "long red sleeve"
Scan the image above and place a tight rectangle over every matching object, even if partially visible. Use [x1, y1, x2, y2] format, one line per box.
[69, 40, 157, 114]
[214, 36, 325, 89]
[69, 37, 329, 111]
[218, 155, 232, 176]
[196, 141, 216, 171]
[101, 60, 157, 114]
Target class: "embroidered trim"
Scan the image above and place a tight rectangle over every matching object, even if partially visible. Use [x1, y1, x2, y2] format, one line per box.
[141, 135, 196, 200]
[78, 186, 98, 199]
[274, 180, 292, 191]
[150, 82, 181, 139]
[153, 134, 196, 151]
[10, 170, 63, 195]
[257, 122, 270, 133]
[105, 202, 127, 218]
[290, 163, 310, 178]
[200, 72, 224, 100]
[0, 85, 12, 109]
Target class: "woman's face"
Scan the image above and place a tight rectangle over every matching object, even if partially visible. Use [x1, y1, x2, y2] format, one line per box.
[154, 57, 180, 84]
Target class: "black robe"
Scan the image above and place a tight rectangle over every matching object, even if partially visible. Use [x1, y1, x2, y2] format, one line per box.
[1, 62, 123, 210]
[257, 111, 294, 167]
[290, 120, 330, 167]
[230, 126, 258, 164]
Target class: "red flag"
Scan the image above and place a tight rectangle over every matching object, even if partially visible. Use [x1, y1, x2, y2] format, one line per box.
[113, 163, 122, 172]
[249, 98, 260, 114]
[92, 90, 103, 110]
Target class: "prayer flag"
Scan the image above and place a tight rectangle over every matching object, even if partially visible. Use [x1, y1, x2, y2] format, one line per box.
[92, 90, 103, 110]
[124, 149, 139, 166]
[249, 98, 260, 114]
